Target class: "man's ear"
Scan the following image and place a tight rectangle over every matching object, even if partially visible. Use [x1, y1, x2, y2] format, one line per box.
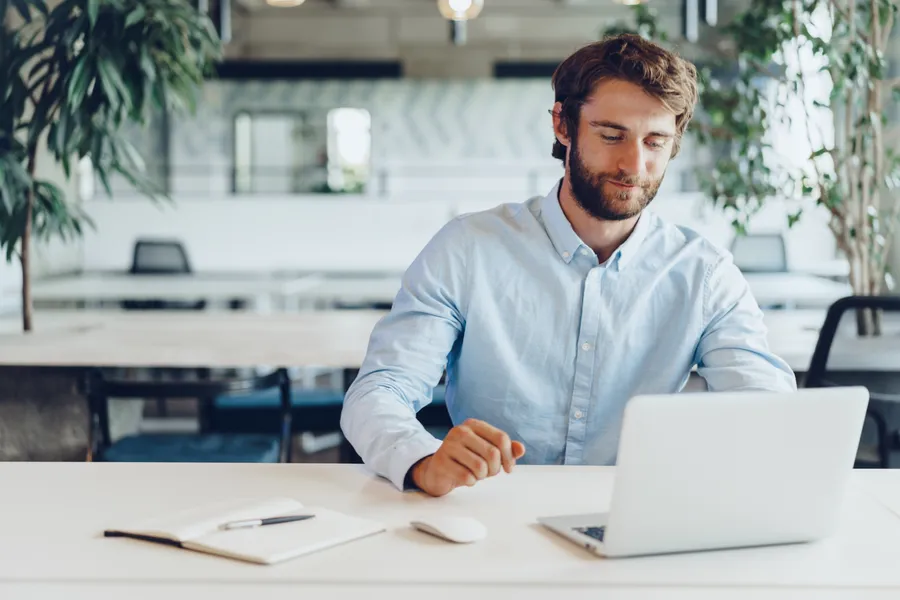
[551, 101, 570, 148]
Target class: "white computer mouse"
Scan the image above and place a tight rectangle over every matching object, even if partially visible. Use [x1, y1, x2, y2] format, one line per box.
[410, 516, 487, 543]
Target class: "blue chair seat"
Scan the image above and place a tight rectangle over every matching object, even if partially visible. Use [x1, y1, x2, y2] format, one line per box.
[101, 434, 280, 463]
[207, 385, 451, 435]
[215, 387, 343, 409]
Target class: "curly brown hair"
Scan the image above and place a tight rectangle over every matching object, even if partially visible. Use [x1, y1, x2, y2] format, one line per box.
[551, 33, 699, 161]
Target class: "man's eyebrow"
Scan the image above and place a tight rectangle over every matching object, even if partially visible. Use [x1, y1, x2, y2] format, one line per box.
[588, 119, 675, 138]
[589, 120, 628, 131]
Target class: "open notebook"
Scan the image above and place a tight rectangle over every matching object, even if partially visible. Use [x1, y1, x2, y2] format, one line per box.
[104, 497, 386, 565]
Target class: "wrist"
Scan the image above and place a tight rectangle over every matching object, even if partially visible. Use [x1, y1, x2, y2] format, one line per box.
[410, 455, 433, 490]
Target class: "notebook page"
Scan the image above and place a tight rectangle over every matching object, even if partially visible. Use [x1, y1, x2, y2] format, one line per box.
[185, 506, 386, 564]
[117, 497, 305, 542]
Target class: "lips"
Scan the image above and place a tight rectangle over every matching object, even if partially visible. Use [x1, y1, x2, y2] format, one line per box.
[608, 180, 637, 189]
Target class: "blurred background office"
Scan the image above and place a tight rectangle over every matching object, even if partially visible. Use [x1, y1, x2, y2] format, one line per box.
[1, 0, 899, 468]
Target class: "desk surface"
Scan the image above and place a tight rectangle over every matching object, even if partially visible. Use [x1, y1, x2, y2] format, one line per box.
[0, 310, 385, 368]
[744, 273, 852, 307]
[308, 273, 853, 310]
[4, 273, 323, 302]
[0, 309, 898, 372]
[1, 463, 900, 595]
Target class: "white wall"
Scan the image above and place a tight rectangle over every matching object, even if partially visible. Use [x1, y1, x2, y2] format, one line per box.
[79, 189, 840, 275]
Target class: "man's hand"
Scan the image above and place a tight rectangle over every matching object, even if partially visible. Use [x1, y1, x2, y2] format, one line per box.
[411, 418, 526, 497]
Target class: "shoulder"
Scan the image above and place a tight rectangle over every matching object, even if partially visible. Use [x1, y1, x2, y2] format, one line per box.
[643, 211, 733, 272]
[440, 197, 543, 243]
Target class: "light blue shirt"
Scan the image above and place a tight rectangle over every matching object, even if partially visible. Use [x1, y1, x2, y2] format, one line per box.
[341, 183, 797, 491]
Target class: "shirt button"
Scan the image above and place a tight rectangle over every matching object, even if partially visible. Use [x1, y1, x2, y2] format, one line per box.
[581, 342, 592, 351]
[580, 248, 591, 256]
[562, 251, 571, 259]
[574, 410, 584, 419]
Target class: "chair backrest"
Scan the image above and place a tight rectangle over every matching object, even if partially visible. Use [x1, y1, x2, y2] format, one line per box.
[804, 295, 900, 468]
[730, 233, 788, 273]
[130, 239, 192, 274]
[805, 295, 900, 387]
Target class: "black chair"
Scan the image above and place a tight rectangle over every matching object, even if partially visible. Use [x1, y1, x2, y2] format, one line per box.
[730, 233, 788, 273]
[122, 239, 206, 311]
[803, 295, 900, 468]
[85, 368, 293, 463]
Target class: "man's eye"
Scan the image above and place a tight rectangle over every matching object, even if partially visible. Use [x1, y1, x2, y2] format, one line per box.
[602, 135, 623, 142]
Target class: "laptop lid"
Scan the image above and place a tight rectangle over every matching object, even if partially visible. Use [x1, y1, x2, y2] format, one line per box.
[601, 386, 869, 557]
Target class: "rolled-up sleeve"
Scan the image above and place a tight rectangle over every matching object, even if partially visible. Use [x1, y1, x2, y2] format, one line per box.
[340, 218, 469, 491]
[695, 254, 797, 392]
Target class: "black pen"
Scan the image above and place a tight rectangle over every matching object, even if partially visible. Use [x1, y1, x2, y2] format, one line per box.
[219, 514, 315, 530]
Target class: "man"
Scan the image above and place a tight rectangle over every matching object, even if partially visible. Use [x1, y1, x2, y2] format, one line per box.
[341, 34, 796, 498]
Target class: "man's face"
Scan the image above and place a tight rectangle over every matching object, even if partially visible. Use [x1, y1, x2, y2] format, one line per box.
[554, 79, 676, 221]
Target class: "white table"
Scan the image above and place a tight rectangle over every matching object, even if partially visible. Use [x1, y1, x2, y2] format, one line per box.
[301, 273, 853, 311]
[2, 463, 900, 598]
[3, 272, 324, 311]
[745, 273, 853, 308]
[763, 309, 900, 373]
[310, 276, 402, 308]
[0, 309, 898, 374]
[0, 310, 384, 368]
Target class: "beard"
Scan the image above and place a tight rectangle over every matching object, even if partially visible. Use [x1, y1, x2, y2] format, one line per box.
[567, 139, 663, 221]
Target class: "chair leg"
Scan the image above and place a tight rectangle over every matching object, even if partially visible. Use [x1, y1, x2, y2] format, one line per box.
[279, 372, 293, 463]
[870, 408, 890, 468]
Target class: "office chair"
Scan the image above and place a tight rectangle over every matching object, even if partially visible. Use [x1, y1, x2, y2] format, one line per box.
[85, 368, 293, 463]
[730, 233, 788, 273]
[804, 295, 900, 468]
[123, 238, 206, 311]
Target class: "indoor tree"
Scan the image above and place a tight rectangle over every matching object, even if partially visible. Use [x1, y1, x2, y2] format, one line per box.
[0, 0, 221, 331]
[611, 0, 900, 335]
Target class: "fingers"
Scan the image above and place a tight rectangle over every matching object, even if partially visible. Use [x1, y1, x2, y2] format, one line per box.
[442, 457, 477, 488]
[464, 419, 516, 473]
[447, 443, 490, 481]
[511, 441, 526, 459]
[459, 429, 502, 477]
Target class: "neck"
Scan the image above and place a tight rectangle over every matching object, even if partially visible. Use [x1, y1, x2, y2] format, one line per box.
[557, 175, 641, 263]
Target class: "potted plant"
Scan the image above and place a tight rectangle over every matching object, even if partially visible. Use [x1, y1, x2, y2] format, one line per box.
[610, 0, 900, 335]
[0, 0, 221, 331]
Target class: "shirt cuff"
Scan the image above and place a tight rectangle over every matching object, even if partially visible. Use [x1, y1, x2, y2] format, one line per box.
[388, 433, 443, 492]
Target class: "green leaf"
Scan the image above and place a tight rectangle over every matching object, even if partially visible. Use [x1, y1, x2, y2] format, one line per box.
[67, 60, 91, 108]
[88, 0, 100, 27]
[125, 5, 146, 28]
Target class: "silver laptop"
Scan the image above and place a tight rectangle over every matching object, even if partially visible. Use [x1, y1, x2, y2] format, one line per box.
[538, 387, 869, 558]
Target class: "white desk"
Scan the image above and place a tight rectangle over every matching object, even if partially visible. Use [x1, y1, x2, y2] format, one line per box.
[745, 273, 853, 308]
[1, 463, 900, 598]
[0, 309, 898, 374]
[4, 273, 323, 310]
[0, 310, 384, 368]
[302, 273, 853, 311]
[763, 309, 900, 373]
[311, 276, 403, 308]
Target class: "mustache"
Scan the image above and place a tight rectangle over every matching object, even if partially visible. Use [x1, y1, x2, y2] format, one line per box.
[597, 171, 649, 188]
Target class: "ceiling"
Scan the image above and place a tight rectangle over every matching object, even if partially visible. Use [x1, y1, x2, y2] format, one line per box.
[215, 0, 749, 76]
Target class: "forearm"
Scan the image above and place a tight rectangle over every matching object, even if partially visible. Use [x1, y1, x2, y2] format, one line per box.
[341, 377, 442, 491]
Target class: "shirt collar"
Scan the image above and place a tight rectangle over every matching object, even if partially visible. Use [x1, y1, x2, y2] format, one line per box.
[539, 180, 653, 271]
[539, 181, 587, 265]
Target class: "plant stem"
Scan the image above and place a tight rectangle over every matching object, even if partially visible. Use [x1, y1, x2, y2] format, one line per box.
[22, 147, 36, 333]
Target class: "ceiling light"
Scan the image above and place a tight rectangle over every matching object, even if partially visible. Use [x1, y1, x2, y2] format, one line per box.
[437, 0, 483, 46]
[266, 0, 306, 6]
[437, 0, 483, 21]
